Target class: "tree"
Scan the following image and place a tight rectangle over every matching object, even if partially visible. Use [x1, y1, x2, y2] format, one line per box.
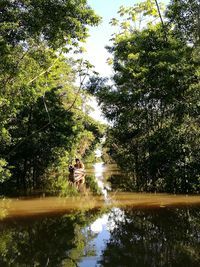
[87, 1, 200, 193]
[0, 55, 105, 194]
[166, 0, 200, 44]
[0, 1, 104, 194]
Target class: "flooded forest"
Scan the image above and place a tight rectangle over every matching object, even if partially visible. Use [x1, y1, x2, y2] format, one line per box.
[0, 0, 200, 266]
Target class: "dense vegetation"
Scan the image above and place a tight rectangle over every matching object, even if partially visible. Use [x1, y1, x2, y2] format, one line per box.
[1, 0, 200, 195]
[88, 0, 200, 193]
[0, 0, 105, 195]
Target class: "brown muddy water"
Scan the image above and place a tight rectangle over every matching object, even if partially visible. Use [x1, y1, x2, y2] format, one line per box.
[0, 163, 200, 267]
[1, 193, 200, 219]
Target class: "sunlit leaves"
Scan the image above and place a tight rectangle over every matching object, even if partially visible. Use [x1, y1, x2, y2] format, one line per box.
[0, 159, 11, 183]
[0, 0, 101, 49]
[90, 22, 200, 193]
[0, 0, 104, 194]
[110, 18, 119, 26]
[110, 0, 164, 39]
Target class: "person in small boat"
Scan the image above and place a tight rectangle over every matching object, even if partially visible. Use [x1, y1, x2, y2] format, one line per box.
[68, 158, 85, 186]
[74, 158, 85, 169]
[73, 158, 85, 187]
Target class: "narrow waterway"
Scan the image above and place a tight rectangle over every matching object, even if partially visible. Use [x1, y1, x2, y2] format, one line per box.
[0, 163, 200, 267]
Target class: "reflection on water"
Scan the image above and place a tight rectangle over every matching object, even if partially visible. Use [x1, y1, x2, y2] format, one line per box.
[79, 213, 110, 267]
[1, 163, 200, 266]
[101, 207, 200, 267]
[0, 210, 104, 267]
[93, 162, 110, 202]
[0, 206, 200, 267]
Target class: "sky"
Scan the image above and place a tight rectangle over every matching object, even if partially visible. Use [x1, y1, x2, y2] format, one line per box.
[85, 0, 170, 77]
[85, 0, 139, 77]
[83, 0, 170, 122]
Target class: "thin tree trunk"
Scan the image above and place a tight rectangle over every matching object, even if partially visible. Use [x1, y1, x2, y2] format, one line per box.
[155, 0, 167, 42]
[22, 108, 32, 191]
[197, 1, 200, 43]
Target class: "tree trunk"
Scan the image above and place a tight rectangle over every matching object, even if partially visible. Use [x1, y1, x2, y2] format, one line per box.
[21, 107, 32, 192]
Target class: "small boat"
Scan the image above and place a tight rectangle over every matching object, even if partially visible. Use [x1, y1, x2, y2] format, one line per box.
[73, 168, 85, 182]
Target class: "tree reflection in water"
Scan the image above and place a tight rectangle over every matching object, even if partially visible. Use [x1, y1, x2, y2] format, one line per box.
[0, 210, 103, 267]
[0, 206, 200, 267]
[99, 207, 200, 267]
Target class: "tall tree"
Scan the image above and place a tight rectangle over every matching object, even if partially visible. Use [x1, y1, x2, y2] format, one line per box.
[0, 0, 103, 194]
[88, 1, 200, 193]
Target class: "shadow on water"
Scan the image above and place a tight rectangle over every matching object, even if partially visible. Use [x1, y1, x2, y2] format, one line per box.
[0, 163, 200, 267]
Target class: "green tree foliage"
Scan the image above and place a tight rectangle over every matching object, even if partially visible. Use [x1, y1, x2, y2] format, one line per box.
[87, 1, 200, 193]
[0, 0, 104, 195]
[0, 56, 105, 194]
[0, 0, 100, 113]
[166, 0, 200, 44]
[0, 159, 11, 183]
[0, 0, 100, 47]
[110, 0, 162, 32]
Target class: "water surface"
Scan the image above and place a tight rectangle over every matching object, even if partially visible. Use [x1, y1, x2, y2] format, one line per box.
[0, 163, 200, 267]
